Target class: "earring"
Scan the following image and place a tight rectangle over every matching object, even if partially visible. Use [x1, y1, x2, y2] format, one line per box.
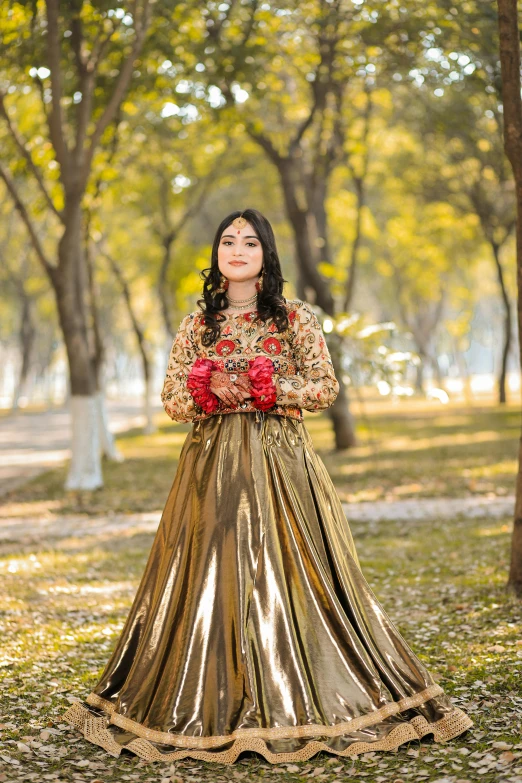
[215, 272, 229, 294]
[255, 267, 264, 292]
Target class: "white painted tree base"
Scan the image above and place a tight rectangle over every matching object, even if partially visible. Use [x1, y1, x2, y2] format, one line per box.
[65, 395, 104, 491]
[95, 391, 125, 462]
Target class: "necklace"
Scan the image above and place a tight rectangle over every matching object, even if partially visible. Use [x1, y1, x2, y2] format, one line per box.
[227, 293, 257, 304]
[225, 302, 257, 312]
[226, 294, 258, 311]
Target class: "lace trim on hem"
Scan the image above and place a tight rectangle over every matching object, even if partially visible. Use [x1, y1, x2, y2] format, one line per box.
[82, 684, 443, 746]
[62, 700, 473, 765]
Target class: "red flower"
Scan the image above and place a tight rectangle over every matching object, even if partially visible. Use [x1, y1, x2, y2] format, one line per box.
[248, 355, 277, 411]
[187, 358, 220, 414]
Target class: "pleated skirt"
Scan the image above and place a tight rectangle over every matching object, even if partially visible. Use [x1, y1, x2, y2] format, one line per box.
[63, 412, 472, 764]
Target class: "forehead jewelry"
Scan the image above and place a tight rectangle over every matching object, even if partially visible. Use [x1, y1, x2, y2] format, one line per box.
[232, 214, 247, 233]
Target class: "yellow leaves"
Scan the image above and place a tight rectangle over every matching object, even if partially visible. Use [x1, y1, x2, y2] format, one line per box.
[376, 259, 394, 278]
[121, 101, 139, 116]
[318, 262, 344, 282]
[444, 312, 472, 340]
[179, 271, 204, 297]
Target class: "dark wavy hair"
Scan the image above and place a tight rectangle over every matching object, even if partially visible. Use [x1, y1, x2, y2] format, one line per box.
[196, 208, 290, 347]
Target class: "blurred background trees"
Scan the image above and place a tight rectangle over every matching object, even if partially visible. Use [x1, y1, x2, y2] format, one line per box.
[0, 0, 517, 483]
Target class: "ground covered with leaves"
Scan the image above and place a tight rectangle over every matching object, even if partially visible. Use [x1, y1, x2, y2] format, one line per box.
[0, 404, 521, 782]
[0, 403, 518, 518]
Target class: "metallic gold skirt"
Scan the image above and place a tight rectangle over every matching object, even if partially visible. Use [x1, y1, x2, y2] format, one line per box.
[63, 412, 472, 764]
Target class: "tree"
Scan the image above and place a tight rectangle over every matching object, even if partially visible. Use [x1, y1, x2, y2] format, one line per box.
[496, 0, 522, 595]
[0, 0, 152, 489]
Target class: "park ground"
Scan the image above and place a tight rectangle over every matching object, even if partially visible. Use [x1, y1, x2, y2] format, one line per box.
[0, 399, 521, 783]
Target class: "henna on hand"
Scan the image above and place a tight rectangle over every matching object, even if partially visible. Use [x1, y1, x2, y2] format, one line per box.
[209, 371, 252, 406]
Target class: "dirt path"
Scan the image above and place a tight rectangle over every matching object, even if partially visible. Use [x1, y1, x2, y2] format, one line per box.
[0, 399, 160, 496]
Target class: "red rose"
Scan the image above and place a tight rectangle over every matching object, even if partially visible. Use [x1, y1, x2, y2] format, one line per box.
[248, 355, 277, 411]
[187, 358, 220, 414]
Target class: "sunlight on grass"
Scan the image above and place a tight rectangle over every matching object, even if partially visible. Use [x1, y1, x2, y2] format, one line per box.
[0, 403, 518, 513]
[477, 523, 512, 537]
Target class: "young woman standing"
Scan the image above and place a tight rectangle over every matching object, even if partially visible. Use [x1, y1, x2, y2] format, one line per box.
[63, 208, 472, 765]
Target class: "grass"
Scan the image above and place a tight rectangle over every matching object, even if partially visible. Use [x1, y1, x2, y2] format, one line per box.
[0, 402, 520, 517]
[0, 403, 521, 782]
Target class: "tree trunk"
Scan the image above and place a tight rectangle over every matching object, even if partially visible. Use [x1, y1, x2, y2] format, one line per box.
[415, 360, 425, 394]
[12, 294, 35, 410]
[429, 352, 443, 388]
[451, 336, 474, 406]
[95, 390, 125, 462]
[497, 0, 522, 595]
[279, 159, 335, 314]
[53, 204, 103, 490]
[105, 250, 157, 436]
[85, 238, 124, 462]
[276, 161, 357, 448]
[490, 240, 512, 403]
[158, 235, 176, 340]
[343, 176, 365, 313]
[144, 375, 156, 435]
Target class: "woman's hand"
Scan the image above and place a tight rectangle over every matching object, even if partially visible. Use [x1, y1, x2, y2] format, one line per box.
[209, 371, 252, 407]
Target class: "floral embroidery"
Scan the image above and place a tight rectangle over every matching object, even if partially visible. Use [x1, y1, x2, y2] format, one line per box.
[263, 337, 282, 355]
[161, 299, 340, 423]
[216, 339, 236, 356]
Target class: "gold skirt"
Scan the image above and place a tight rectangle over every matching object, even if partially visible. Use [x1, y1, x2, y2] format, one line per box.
[63, 412, 472, 765]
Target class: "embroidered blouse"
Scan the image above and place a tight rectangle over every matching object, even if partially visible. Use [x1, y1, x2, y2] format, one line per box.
[161, 298, 340, 423]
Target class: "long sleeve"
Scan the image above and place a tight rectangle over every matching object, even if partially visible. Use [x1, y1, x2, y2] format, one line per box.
[273, 301, 340, 412]
[161, 314, 199, 423]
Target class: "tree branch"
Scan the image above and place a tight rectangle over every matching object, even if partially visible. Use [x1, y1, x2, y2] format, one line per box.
[0, 164, 56, 280]
[88, 17, 123, 72]
[0, 90, 64, 223]
[245, 124, 284, 165]
[82, 0, 151, 183]
[44, 0, 71, 173]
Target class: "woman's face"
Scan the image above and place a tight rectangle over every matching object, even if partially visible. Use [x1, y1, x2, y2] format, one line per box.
[217, 221, 264, 283]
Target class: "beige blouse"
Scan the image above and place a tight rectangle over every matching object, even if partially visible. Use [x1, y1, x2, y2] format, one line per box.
[161, 298, 340, 423]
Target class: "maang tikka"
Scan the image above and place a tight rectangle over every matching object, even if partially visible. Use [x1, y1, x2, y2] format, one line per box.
[232, 214, 247, 231]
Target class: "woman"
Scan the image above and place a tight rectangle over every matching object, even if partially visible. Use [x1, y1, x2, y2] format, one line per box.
[63, 208, 472, 765]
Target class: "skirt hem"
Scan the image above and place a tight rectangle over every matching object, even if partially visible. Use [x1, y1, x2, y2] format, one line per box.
[62, 689, 473, 765]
